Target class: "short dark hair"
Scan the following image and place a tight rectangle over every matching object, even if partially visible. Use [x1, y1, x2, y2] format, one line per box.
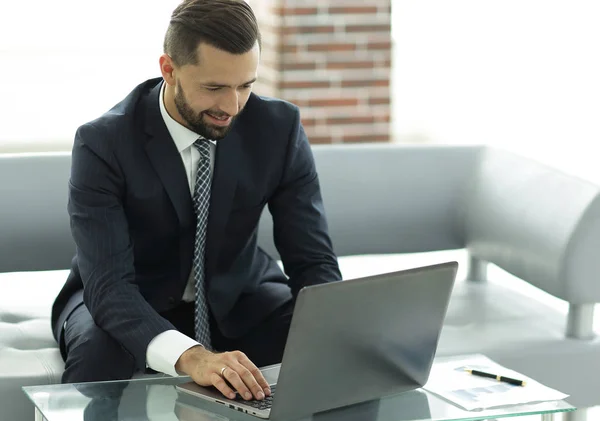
[164, 0, 262, 67]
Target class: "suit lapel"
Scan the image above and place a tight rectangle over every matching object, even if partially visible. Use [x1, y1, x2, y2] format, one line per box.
[141, 80, 242, 282]
[143, 82, 194, 229]
[204, 129, 241, 282]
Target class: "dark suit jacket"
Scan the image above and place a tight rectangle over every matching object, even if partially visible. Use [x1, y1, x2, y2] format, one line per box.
[51, 78, 342, 369]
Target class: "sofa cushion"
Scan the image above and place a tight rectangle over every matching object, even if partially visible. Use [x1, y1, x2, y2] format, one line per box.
[0, 249, 577, 379]
[0, 269, 66, 421]
[0, 269, 66, 375]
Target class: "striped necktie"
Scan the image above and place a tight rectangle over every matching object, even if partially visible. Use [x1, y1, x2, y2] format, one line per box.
[192, 138, 212, 348]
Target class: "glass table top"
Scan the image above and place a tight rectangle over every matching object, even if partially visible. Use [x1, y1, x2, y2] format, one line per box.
[23, 375, 574, 421]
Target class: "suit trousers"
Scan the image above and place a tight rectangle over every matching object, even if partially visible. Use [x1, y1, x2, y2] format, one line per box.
[60, 296, 294, 384]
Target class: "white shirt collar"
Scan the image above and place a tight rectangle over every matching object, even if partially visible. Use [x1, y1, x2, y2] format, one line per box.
[158, 81, 214, 152]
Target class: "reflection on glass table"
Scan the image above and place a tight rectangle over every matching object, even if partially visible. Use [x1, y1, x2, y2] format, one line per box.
[23, 376, 574, 421]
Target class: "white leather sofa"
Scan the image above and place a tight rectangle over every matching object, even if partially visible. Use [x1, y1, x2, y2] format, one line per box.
[2, 144, 600, 420]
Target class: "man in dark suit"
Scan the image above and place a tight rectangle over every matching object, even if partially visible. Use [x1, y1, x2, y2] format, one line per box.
[50, 0, 341, 403]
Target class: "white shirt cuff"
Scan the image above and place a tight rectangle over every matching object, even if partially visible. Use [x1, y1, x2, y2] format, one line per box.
[146, 330, 200, 377]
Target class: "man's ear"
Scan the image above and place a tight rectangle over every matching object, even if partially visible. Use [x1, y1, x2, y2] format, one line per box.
[159, 54, 177, 86]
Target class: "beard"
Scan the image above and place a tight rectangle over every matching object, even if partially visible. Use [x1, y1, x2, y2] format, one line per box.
[174, 81, 239, 140]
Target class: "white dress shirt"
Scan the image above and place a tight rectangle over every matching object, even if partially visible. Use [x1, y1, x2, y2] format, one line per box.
[146, 81, 217, 377]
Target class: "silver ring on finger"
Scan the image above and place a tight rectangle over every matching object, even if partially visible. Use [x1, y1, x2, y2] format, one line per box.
[220, 366, 228, 377]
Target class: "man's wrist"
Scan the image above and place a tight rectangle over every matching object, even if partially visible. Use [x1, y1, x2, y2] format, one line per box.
[175, 344, 207, 374]
[146, 330, 201, 377]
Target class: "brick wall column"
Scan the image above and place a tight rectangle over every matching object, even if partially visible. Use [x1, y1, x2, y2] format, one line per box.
[246, 0, 282, 98]
[247, 0, 392, 144]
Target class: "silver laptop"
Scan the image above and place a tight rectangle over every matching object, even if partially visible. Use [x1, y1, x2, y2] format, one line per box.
[177, 262, 458, 420]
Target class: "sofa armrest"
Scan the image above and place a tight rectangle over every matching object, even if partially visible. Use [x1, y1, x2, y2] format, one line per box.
[465, 147, 600, 304]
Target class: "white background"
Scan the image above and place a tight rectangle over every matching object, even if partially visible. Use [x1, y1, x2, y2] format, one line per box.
[391, 0, 600, 182]
[1, 0, 599, 183]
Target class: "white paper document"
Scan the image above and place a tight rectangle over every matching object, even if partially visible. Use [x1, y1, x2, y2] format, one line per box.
[423, 354, 569, 411]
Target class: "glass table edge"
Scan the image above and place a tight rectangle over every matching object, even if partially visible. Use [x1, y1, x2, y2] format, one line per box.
[21, 376, 577, 421]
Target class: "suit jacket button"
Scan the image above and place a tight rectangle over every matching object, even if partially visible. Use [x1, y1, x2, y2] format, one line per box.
[168, 297, 175, 305]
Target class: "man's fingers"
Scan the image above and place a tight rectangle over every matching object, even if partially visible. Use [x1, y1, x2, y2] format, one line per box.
[200, 351, 269, 401]
[230, 361, 265, 400]
[237, 353, 271, 396]
[222, 367, 254, 400]
[211, 372, 236, 400]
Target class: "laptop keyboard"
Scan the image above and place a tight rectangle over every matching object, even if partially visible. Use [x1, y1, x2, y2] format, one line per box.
[239, 385, 276, 410]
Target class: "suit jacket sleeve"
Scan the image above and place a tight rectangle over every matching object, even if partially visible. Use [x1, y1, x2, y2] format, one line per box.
[68, 123, 175, 369]
[268, 108, 343, 296]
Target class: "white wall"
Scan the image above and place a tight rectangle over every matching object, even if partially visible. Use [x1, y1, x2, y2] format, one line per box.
[391, 0, 600, 183]
[0, 0, 180, 152]
[2, 0, 600, 185]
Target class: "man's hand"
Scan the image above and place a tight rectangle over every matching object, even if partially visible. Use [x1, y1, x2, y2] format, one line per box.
[175, 346, 271, 401]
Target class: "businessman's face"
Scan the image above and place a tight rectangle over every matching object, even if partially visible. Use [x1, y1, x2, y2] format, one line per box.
[161, 42, 259, 140]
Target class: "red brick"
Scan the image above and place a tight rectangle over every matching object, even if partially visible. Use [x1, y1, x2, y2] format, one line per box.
[282, 44, 299, 53]
[307, 43, 357, 52]
[274, 7, 319, 16]
[279, 81, 331, 89]
[301, 118, 318, 127]
[367, 41, 392, 50]
[327, 116, 376, 125]
[326, 61, 375, 69]
[369, 97, 390, 105]
[308, 98, 359, 107]
[341, 79, 390, 88]
[329, 6, 379, 14]
[283, 25, 336, 35]
[282, 62, 318, 71]
[308, 136, 334, 144]
[375, 114, 391, 123]
[252, 0, 392, 144]
[346, 24, 392, 33]
[343, 134, 389, 143]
